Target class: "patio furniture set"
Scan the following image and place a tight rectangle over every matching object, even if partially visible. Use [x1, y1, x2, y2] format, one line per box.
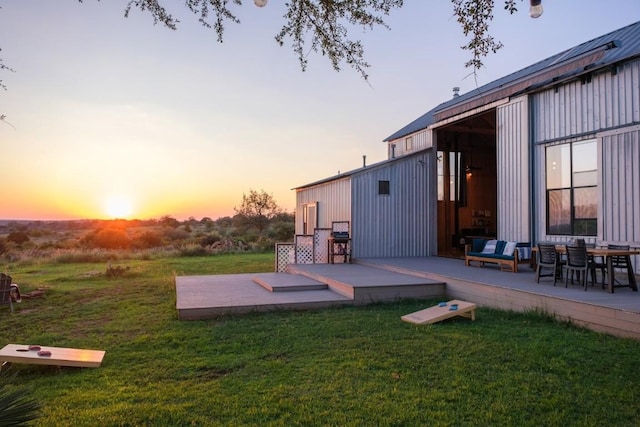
[533, 242, 639, 293]
[464, 238, 639, 294]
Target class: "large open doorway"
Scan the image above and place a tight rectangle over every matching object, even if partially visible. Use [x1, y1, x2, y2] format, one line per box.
[435, 110, 497, 258]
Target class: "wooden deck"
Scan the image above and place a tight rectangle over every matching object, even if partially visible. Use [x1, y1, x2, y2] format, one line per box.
[175, 256, 640, 340]
[358, 257, 640, 340]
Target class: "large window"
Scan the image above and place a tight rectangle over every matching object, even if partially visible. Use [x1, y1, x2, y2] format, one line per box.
[546, 139, 597, 236]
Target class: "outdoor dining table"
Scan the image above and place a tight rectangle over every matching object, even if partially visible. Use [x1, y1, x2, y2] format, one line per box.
[531, 246, 640, 293]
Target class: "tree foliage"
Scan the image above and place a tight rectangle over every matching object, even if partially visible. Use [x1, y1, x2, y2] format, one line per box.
[234, 189, 283, 235]
[85, 0, 524, 78]
[1, 1, 529, 122]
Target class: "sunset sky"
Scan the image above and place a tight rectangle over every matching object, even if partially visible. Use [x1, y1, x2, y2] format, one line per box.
[1, 1, 638, 221]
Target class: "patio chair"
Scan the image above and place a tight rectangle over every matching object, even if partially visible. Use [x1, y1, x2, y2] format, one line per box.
[585, 243, 606, 289]
[536, 243, 562, 285]
[607, 244, 631, 286]
[565, 245, 589, 291]
[1, 273, 18, 313]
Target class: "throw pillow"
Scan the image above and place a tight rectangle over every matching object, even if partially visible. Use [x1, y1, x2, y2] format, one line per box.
[472, 238, 486, 253]
[503, 241, 517, 256]
[481, 240, 497, 254]
[516, 243, 532, 260]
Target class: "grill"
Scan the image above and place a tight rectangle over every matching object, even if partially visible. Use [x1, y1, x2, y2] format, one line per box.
[329, 231, 351, 263]
[331, 231, 350, 242]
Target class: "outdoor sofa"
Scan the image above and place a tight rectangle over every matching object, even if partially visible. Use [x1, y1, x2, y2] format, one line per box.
[464, 238, 531, 273]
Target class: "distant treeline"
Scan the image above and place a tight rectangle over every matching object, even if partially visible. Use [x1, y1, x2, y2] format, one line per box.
[0, 213, 294, 262]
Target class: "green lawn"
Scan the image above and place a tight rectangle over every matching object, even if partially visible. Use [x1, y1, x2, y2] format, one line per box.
[2, 253, 640, 426]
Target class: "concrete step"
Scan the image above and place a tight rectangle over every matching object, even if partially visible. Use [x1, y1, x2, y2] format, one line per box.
[287, 263, 445, 301]
[253, 273, 328, 292]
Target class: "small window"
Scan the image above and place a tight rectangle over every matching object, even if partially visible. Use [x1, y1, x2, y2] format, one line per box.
[378, 180, 390, 195]
[405, 137, 413, 151]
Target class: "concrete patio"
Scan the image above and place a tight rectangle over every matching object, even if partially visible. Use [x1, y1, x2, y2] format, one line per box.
[175, 256, 640, 340]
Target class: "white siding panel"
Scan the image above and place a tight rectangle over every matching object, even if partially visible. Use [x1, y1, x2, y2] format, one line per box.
[532, 59, 640, 143]
[295, 178, 351, 234]
[497, 96, 531, 242]
[601, 127, 640, 243]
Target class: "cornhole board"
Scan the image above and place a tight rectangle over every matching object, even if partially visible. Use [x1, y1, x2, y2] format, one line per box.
[0, 344, 105, 368]
[401, 300, 476, 325]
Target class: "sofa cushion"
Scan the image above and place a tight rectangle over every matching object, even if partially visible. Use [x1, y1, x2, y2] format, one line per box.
[481, 240, 497, 254]
[486, 253, 517, 261]
[466, 252, 515, 260]
[495, 240, 507, 254]
[471, 238, 486, 253]
[503, 241, 517, 256]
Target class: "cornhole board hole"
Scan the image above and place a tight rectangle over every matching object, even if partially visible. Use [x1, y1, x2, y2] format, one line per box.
[0, 344, 105, 368]
[401, 300, 476, 325]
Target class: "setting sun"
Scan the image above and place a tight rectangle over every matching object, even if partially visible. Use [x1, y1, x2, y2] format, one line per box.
[105, 195, 134, 219]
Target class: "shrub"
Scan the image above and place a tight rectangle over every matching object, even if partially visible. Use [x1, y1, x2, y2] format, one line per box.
[200, 232, 222, 247]
[178, 244, 209, 257]
[6, 231, 30, 245]
[132, 230, 164, 249]
[0, 370, 42, 425]
[81, 228, 132, 250]
[161, 227, 190, 242]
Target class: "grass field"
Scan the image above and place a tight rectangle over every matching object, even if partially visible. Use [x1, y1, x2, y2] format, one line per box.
[2, 253, 640, 426]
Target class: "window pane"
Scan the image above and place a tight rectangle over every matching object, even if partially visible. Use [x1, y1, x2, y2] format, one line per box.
[546, 145, 571, 189]
[449, 155, 457, 202]
[548, 189, 571, 234]
[405, 137, 413, 151]
[437, 176, 444, 201]
[574, 219, 597, 236]
[573, 139, 597, 186]
[437, 152, 444, 201]
[378, 180, 390, 195]
[574, 186, 597, 219]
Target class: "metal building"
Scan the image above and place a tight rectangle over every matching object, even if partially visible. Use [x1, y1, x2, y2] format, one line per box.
[294, 21, 640, 262]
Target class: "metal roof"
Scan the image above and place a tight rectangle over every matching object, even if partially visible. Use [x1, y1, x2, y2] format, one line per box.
[384, 20, 640, 142]
[292, 151, 426, 190]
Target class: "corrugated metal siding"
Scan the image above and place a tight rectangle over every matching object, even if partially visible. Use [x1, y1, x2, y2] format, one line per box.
[532, 58, 640, 248]
[351, 150, 435, 258]
[601, 126, 640, 243]
[497, 96, 531, 242]
[532, 59, 640, 142]
[295, 178, 351, 234]
[387, 129, 433, 159]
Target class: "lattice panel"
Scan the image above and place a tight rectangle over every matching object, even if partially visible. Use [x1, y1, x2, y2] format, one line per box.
[314, 228, 331, 263]
[332, 221, 350, 233]
[275, 243, 296, 272]
[295, 235, 314, 264]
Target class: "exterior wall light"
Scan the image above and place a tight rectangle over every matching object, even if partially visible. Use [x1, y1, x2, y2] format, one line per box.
[529, 0, 543, 18]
